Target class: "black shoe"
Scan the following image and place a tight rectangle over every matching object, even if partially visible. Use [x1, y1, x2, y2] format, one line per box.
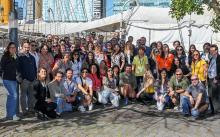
[37, 112, 49, 121]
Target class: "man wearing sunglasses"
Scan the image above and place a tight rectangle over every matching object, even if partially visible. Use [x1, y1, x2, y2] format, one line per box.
[168, 69, 190, 110]
[76, 68, 93, 112]
[182, 75, 209, 119]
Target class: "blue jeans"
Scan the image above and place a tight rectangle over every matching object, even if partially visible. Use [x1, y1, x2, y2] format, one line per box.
[55, 97, 72, 114]
[181, 96, 200, 118]
[3, 80, 18, 118]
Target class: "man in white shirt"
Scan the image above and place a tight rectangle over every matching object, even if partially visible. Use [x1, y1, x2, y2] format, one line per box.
[30, 41, 40, 71]
[76, 68, 93, 112]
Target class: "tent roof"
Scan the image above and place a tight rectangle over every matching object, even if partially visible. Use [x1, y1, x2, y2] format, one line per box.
[0, 6, 214, 35]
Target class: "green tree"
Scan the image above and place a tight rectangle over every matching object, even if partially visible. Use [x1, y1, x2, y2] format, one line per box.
[170, 0, 220, 32]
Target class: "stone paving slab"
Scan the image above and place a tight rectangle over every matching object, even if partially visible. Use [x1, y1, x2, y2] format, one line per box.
[0, 86, 220, 137]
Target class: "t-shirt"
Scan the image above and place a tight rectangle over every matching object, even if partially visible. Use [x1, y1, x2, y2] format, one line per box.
[63, 79, 78, 95]
[156, 54, 174, 71]
[76, 76, 93, 92]
[72, 60, 82, 76]
[186, 82, 208, 103]
[191, 59, 207, 81]
[132, 55, 148, 76]
[169, 75, 190, 91]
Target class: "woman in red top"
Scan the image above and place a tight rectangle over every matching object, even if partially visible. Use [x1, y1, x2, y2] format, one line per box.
[88, 63, 102, 93]
[156, 44, 174, 78]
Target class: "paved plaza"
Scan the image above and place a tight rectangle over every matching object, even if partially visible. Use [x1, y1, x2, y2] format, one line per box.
[0, 86, 220, 137]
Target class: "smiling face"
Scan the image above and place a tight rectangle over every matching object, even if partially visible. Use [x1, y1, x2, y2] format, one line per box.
[191, 75, 199, 86]
[175, 69, 183, 81]
[41, 45, 48, 54]
[174, 58, 180, 66]
[23, 42, 30, 54]
[193, 50, 200, 61]
[8, 44, 16, 55]
[91, 65, 97, 74]
[160, 70, 167, 79]
[66, 70, 73, 80]
[81, 69, 88, 78]
[38, 68, 47, 80]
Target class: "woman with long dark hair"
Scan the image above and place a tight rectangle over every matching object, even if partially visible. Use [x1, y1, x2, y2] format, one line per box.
[186, 44, 196, 68]
[111, 44, 125, 71]
[154, 69, 173, 110]
[98, 68, 120, 108]
[82, 51, 98, 69]
[34, 68, 57, 120]
[0, 42, 20, 120]
[170, 57, 190, 77]
[156, 44, 174, 78]
[39, 44, 54, 80]
[71, 51, 82, 77]
[174, 45, 186, 65]
[88, 63, 102, 94]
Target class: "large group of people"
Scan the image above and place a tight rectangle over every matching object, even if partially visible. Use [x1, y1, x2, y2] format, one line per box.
[0, 32, 219, 121]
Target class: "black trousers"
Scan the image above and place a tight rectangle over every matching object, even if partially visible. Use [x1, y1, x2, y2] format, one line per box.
[208, 78, 220, 113]
[35, 100, 57, 118]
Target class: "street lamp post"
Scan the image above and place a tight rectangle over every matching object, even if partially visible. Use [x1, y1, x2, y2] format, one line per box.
[119, 0, 139, 39]
[9, 0, 18, 50]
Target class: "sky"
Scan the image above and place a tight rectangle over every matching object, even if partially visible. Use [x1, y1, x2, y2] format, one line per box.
[106, 0, 113, 16]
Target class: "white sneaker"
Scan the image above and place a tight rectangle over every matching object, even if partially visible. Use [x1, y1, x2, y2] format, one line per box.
[88, 103, 93, 111]
[78, 105, 86, 113]
[97, 92, 102, 103]
[12, 115, 21, 121]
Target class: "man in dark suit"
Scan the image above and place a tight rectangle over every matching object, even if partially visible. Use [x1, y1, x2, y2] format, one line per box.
[17, 40, 37, 116]
[208, 44, 220, 113]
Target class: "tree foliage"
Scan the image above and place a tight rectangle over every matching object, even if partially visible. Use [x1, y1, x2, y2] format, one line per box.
[170, 0, 220, 32]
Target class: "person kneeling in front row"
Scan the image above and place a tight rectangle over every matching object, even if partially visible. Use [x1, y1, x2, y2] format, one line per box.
[98, 68, 120, 108]
[182, 75, 209, 119]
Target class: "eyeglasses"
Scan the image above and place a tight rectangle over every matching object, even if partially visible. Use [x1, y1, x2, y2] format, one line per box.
[177, 48, 183, 51]
[176, 73, 182, 76]
[191, 78, 198, 81]
[154, 51, 159, 54]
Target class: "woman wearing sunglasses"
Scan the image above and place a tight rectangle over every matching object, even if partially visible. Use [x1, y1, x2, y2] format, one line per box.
[191, 50, 208, 85]
[98, 68, 120, 108]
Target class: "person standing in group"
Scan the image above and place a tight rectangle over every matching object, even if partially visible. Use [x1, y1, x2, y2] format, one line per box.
[191, 50, 208, 85]
[0, 42, 20, 120]
[208, 44, 220, 113]
[17, 40, 37, 116]
[30, 41, 40, 71]
[132, 46, 149, 91]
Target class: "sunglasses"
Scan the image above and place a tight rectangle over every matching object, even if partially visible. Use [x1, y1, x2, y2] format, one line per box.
[177, 48, 183, 51]
[82, 71, 88, 74]
[74, 54, 79, 56]
[193, 54, 199, 56]
[191, 78, 198, 81]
